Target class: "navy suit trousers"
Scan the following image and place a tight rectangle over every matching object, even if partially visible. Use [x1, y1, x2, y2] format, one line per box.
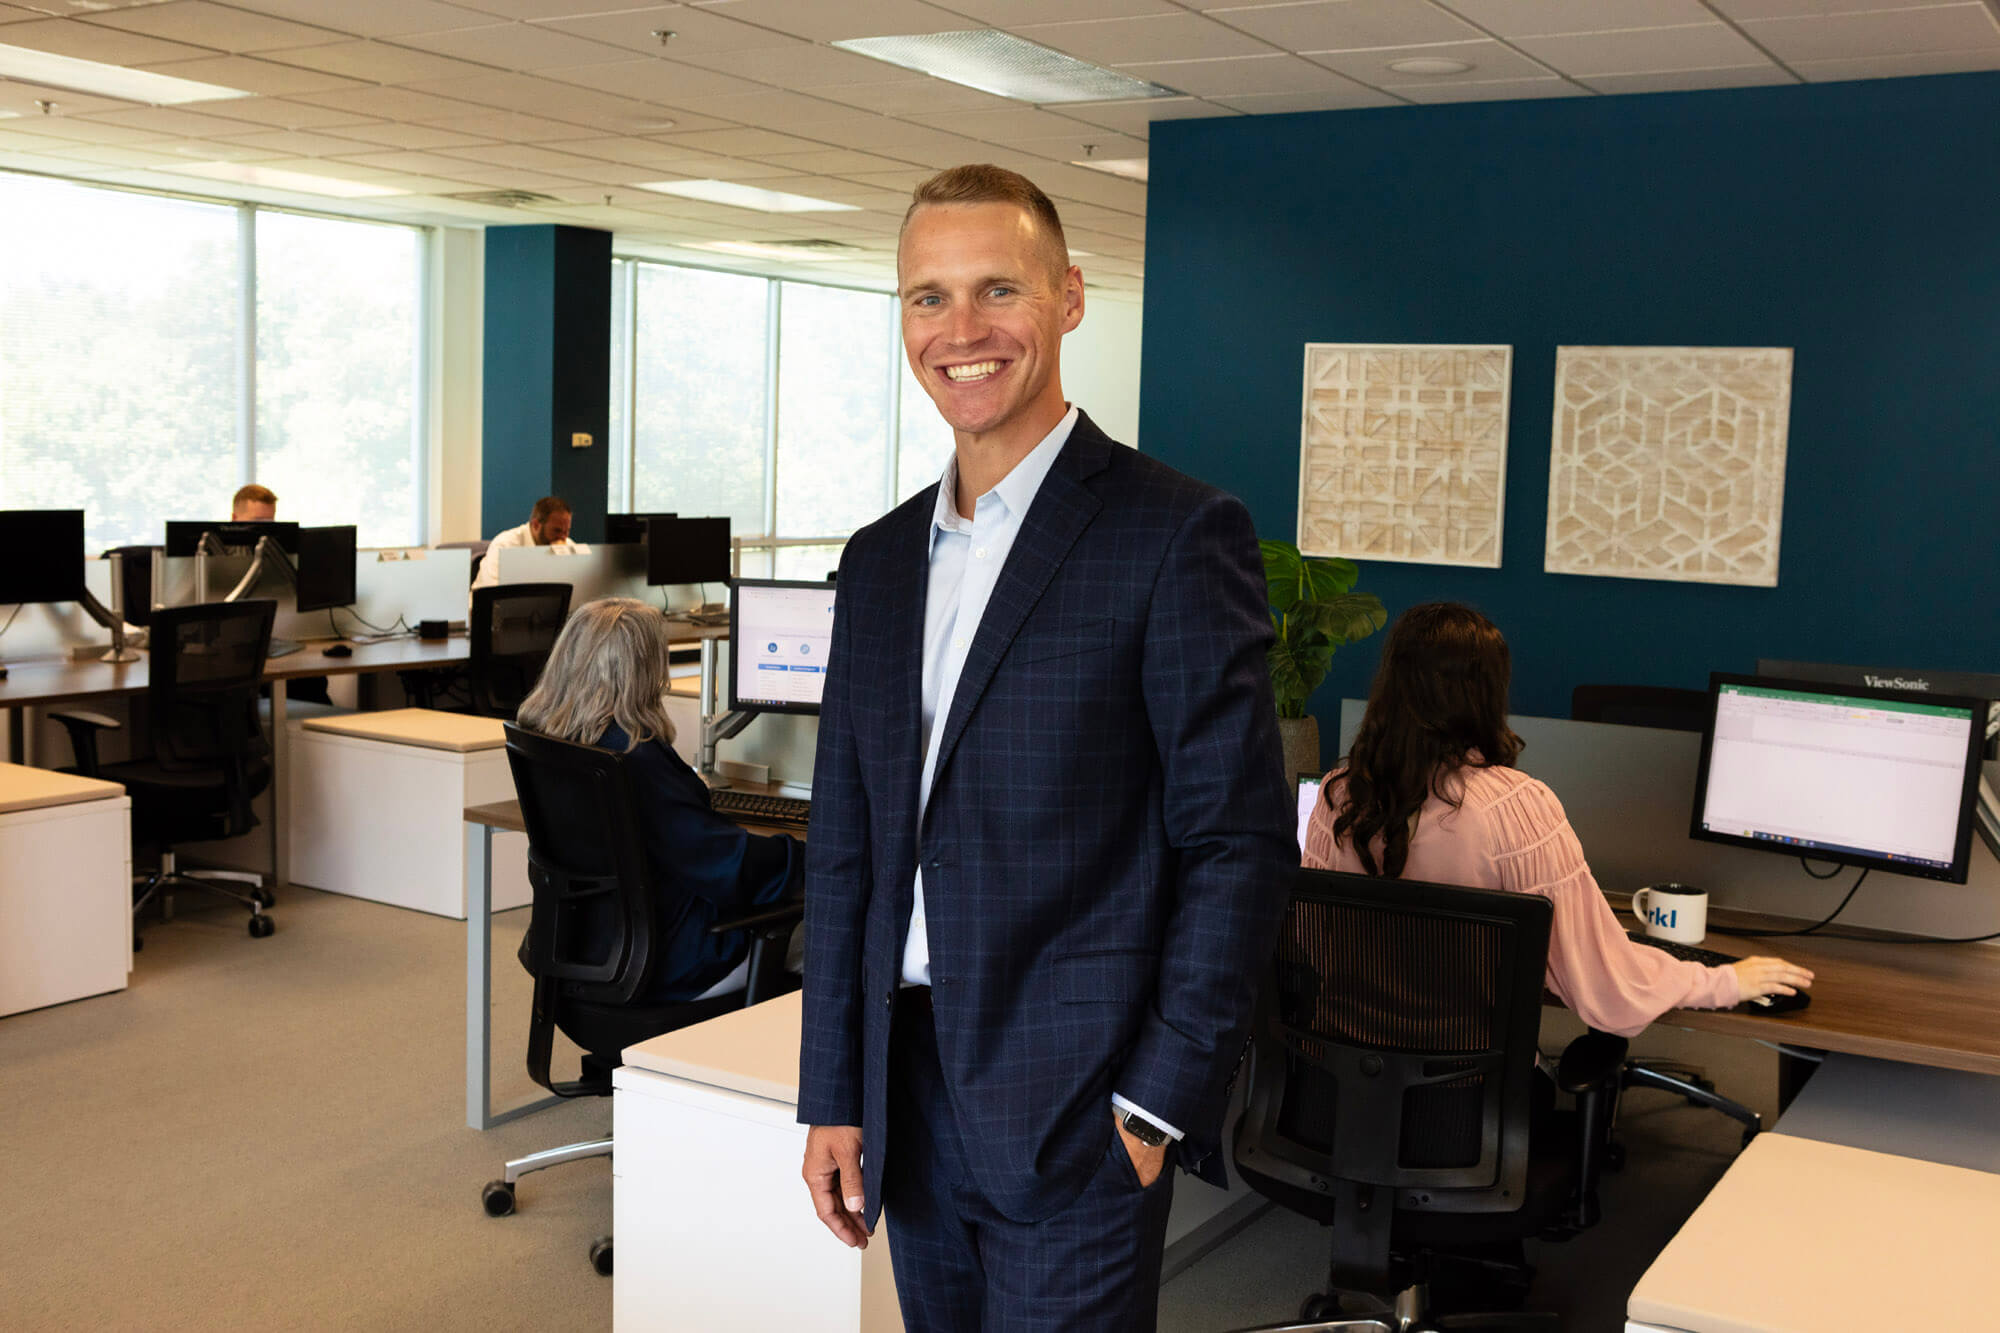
[882, 989, 1177, 1332]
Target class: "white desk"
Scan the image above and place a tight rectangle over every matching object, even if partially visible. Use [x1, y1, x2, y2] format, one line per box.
[0, 763, 131, 1016]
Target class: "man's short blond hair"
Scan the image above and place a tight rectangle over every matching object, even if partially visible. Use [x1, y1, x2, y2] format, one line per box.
[232, 484, 276, 516]
[902, 164, 1071, 284]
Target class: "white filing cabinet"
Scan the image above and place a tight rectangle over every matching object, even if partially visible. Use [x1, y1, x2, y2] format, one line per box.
[0, 764, 131, 1016]
[288, 709, 530, 918]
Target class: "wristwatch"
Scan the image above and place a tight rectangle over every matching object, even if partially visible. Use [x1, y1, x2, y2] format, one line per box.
[1119, 1108, 1171, 1149]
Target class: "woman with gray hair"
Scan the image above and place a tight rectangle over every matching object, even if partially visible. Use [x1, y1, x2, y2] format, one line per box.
[517, 596, 802, 1003]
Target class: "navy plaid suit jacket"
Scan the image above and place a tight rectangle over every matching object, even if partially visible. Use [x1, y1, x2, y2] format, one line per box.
[798, 411, 1295, 1225]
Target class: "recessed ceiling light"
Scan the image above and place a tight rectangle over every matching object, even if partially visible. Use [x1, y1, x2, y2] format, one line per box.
[1070, 157, 1147, 183]
[170, 162, 406, 199]
[0, 43, 251, 105]
[1387, 57, 1474, 77]
[633, 179, 860, 213]
[832, 30, 1179, 104]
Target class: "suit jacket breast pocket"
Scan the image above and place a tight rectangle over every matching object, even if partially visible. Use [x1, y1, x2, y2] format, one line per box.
[1009, 616, 1117, 668]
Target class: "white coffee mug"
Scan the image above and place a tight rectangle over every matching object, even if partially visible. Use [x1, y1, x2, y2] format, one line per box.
[1632, 883, 1708, 945]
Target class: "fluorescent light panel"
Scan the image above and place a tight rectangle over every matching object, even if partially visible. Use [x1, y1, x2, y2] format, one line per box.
[171, 161, 405, 198]
[634, 179, 860, 213]
[1071, 157, 1148, 182]
[831, 31, 1179, 104]
[0, 43, 250, 106]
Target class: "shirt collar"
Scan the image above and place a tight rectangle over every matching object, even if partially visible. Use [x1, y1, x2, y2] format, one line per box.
[932, 405, 1079, 536]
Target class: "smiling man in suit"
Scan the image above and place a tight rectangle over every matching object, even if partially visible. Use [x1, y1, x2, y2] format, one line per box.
[798, 164, 1294, 1330]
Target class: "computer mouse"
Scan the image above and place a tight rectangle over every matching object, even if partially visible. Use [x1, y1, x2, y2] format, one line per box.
[322, 643, 354, 658]
[1746, 990, 1812, 1014]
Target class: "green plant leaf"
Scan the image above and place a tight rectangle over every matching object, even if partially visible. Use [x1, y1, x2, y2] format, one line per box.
[1289, 592, 1387, 646]
[1299, 556, 1359, 599]
[1261, 540, 1305, 613]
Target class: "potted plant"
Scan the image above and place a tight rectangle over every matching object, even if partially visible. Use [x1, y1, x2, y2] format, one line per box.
[1262, 540, 1387, 782]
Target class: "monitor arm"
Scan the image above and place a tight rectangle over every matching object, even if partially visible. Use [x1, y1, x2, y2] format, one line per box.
[75, 585, 139, 664]
[224, 534, 296, 603]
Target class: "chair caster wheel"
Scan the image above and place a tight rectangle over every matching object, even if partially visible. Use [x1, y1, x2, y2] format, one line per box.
[248, 914, 275, 938]
[589, 1236, 613, 1276]
[481, 1180, 516, 1217]
[251, 888, 275, 908]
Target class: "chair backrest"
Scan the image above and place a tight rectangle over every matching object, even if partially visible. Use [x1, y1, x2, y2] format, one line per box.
[1570, 683, 1709, 733]
[469, 583, 571, 717]
[1238, 868, 1551, 1215]
[145, 600, 275, 831]
[503, 723, 658, 1006]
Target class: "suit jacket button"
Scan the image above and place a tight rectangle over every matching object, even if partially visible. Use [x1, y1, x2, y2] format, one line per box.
[885, 989, 895, 1009]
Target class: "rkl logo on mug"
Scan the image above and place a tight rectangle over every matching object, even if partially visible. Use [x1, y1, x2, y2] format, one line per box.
[1646, 906, 1678, 929]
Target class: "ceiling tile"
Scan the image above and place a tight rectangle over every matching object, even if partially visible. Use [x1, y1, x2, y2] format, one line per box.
[940, 0, 1180, 21]
[1055, 95, 1234, 136]
[745, 147, 919, 172]
[1007, 131, 1148, 160]
[154, 135, 296, 161]
[258, 40, 501, 84]
[1115, 52, 1374, 96]
[420, 108, 608, 140]
[1205, 0, 1483, 52]
[393, 159, 579, 188]
[311, 120, 498, 150]
[129, 53, 368, 95]
[537, 4, 798, 57]
[290, 86, 497, 122]
[1431, 0, 1716, 36]
[1516, 23, 1770, 76]
[533, 158, 677, 185]
[0, 15, 214, 64]
[1308, 39, 1550, 84]
[0, 4, 45, 19]
[1710, 0, 1951, 17]
[652, 124, 827, 154]
[0, 114, 164, 143]
[1793, 46, 2000, 82]
[445, 0, 689, 18]
[1012, 14, 1277, 64]
[195, 95, 383, 128]
[654, 89, 884, 134]
[1208, 84, 1400, 111]
[929, 105, 1109, 141]
[523, 134, 717, 167]
[334, 147, 503, 175]
[438, 139, 620, 170]
[221, 0, 504, 39]
[37, 142, 186, 166]
[695, 0, 974, 42]
[80, 2, 346, 53]
[538, 56, 765, 101]
[1738, 5, 2000, 63]
[214, 126, 393, 155]
[806, 77, 1021, 116]
[394, 20, 638, 70]
[682, 41, 936, 87]
[1578, 64, 1796, 95]
[75, 105, 273, 136]
[1383, 75, 1586, 102]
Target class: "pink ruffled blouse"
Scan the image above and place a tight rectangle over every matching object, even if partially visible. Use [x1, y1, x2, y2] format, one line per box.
[1303, 763, 1738, 1038]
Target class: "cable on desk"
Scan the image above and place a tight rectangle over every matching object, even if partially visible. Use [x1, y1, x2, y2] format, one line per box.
[331, 605, 411, 637]
[0, 601, 22, 642]
[1800, 856, 1843, 880]
[1731, 867, 1869, 938]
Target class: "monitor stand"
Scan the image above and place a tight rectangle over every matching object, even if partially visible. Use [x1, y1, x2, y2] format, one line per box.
[699, 709, 755, 788]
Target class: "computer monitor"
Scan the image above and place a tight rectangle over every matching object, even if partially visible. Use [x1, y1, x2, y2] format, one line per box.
[165, 519, 300, 557]
[729, 579, 836, 716]
[1295, 773, 1322, 856]
[1758, 658, 2000, 761]
[0, 509, 86, 603]
[645, 516, 731, 587]
[604, 511, 677, 545]
[1690, 673, 1987, 883]
[294, 525, 358, 613]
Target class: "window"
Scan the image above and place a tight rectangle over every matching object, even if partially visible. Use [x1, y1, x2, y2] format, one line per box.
[610, 258, 956, 577]
[0, 171, 427, 551]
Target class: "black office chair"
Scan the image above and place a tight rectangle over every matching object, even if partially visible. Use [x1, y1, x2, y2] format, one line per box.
[54, 600, 278, 945]
[467, 582, 571, 717]
[480, 724, 802, 1276]
[1230, 869, 1624, 1331]
[1569, 684, 1709, 733]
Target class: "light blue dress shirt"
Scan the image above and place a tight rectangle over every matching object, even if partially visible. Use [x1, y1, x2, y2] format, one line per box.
[900, 405, 1181, 1142]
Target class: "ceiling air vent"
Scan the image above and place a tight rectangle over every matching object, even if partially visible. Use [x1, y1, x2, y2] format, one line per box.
[447, 189, 559, 208]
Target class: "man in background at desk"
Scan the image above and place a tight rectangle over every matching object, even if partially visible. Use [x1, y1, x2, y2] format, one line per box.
[231, 484, 277, 522]
[471, 495, 589, 593]
[798, 164, 1294, 1329]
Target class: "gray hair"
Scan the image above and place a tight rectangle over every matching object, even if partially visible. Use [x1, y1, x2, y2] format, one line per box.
[516, 597, 678, 750]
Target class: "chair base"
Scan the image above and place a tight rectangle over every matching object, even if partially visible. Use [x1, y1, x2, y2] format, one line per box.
[134, 851, 274, 943]
[502, 1136, 612, 1186]
[1623, 1059, 1760, 1147]
[1232, 1280, 1560, 1332]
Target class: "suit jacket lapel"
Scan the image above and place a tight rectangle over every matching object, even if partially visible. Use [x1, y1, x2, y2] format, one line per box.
[924, 416, 1112, 805]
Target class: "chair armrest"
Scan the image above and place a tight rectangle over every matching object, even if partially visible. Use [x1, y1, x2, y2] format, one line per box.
[710, 900, 805, 1007]
[707, 900, 805, 939]
[48, 709, 123, 777]
[1556, 1030, 1629, 1095]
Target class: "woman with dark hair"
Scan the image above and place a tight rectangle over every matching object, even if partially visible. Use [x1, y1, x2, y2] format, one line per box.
[1303, 602, 1811, 1037]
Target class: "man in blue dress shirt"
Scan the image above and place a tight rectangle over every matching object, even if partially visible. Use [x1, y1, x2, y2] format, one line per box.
[798, 164, 1294, 1330]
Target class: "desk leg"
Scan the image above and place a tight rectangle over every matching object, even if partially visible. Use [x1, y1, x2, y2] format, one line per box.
[1777, 1047, 1821, 1112]
[6, 705, 22, 765]
[269, 680, 289, 891]
[466, 821, 557, 1131]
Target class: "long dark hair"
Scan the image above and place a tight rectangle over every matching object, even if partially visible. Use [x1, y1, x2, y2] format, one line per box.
[1330, 602, 1523, 877]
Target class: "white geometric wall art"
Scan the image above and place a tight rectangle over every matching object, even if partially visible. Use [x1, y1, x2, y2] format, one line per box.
[1296, 343, 1512, 569]
[1545, 347, 1793, 588]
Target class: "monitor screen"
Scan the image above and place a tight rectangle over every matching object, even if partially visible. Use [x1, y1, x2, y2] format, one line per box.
[605, 512, 677, 545]
[1758, 658, 2000, 761]
[294, 525, 358, 613]
[1690, 673, 1987, 883]
[729, 579, 836, 716]
[646, 516, 731, 587]
[1296, 774, 1322, 857]
[165, 519, 300, 557]
[0, 509, 86, 604]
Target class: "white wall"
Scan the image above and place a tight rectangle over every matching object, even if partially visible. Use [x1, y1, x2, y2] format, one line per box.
[1062, 293, 1143, 449]
[431, 226, 484, 543]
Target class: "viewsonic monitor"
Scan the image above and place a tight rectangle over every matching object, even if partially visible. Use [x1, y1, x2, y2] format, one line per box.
[1758, 658, 2000, 761]
[294, 525, 357, 613]
[165, 519, 300, 557]
[645, 516, 731, 587]
[1690, 673, 1986, 883]
[605, 511, 677, 545]
[0, 509, 86, 603]
[729, 579, 836, 716]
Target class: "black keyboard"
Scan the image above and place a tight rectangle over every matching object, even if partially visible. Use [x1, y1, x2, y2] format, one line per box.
[1627, 930, 1739, 968]
[711, 789, 812, 830]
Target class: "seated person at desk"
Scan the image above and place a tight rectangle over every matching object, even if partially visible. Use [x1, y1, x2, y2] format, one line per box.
[472, 495, 590, 593]
[1303, 602, 1812, 1037]
[515, 597, 801, 1002]
[232, 484, 277, 522]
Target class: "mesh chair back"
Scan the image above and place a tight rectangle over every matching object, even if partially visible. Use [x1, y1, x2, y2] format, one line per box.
[147, 600, 273, 772]
[470, 583, 571, 717]
[1571, 684, 1709, 733]
[1239, 868, 1551, 1209]
[503, 723, 658, 1006]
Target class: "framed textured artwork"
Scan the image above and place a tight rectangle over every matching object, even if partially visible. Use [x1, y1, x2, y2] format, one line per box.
[1546, 346, 1793, 587]
[1296, 343, 1511, 569]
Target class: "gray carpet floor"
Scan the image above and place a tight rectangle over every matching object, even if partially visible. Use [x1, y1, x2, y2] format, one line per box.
[3, 884, 1772, 1332]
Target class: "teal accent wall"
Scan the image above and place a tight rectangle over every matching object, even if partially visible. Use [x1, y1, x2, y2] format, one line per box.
[1139, 73, 2000, 728]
